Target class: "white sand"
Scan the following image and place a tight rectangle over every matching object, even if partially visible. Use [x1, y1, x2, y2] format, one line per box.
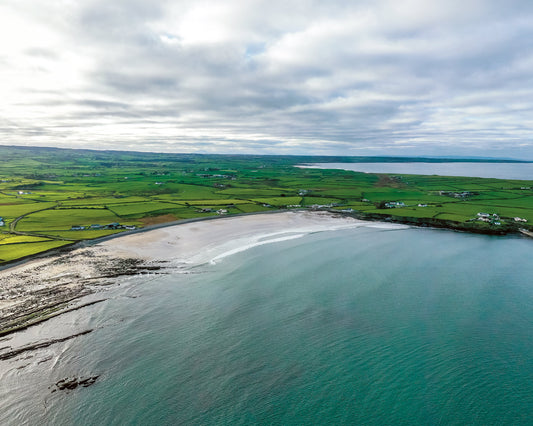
[100, 211, 368, 266]
[0, 211, 405, 327]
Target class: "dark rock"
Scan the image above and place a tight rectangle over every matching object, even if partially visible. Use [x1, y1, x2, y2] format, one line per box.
[53, 375, 99, 392]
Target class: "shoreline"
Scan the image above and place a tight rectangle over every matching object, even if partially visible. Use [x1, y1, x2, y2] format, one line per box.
[1, 207, 530, 274]
[333, 209, 532, 237]
[0, 209, 530, 339]
[0, 209, 291, 273]
[0, 211, 370, 338]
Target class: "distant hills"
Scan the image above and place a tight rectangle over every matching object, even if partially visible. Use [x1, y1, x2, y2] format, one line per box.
[0, 144, 531, 164]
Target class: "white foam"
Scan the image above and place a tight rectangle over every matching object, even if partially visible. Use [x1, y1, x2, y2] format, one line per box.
[206, 220, 370, 264]
[209, 233, 306, 264]
[103, 211, 409, 268]
[365, 223, 410, 230]
[184, 219, 408, 266]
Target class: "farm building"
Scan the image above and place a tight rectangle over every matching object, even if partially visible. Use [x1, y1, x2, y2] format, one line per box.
[385, 201, 406, 208]
[105, 222, 122, 229]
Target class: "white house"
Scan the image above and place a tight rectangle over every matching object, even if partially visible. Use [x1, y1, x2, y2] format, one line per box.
[385, 201, 406, 208]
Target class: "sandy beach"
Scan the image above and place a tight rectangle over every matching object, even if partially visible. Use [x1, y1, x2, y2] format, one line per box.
[0, 211, 370, 337]
[101, 211, 368, 265]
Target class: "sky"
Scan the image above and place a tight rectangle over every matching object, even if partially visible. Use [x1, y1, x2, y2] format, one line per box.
[1, 0, 533, 158]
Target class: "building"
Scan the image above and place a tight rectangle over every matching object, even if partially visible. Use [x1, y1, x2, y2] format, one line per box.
[385, 201, 406, 208]
[105, 222, 122, 229]
[476, 212, 502, 224]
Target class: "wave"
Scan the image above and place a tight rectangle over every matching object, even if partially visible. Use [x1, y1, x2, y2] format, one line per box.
[209, 233, 306, 264]
[204, 221, 408, 264]
[207, 219, 375, 264]
[365, 223, 410, 230]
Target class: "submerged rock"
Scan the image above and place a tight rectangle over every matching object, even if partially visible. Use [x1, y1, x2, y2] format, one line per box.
[51, 375, 100, 392]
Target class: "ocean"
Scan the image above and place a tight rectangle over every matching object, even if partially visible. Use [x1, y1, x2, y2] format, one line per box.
[1, 225, 533, 425]
[299, 162, 533, 180]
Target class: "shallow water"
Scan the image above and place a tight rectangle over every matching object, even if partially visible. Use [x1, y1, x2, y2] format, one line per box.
[1, 226, 533, 425]
[300, 162, 533, 180]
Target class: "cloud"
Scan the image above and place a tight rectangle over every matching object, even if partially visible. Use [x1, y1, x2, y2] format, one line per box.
[1, 0, 533, 157]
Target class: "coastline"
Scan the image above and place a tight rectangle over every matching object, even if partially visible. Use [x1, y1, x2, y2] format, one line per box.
[2, 210, 533, 424]
[0, 211, 371, 338]
[334, 209, 530, 237]
[1, 206, 529, 275]
[0, 209, 291, 273]
[1, 207, 530, 339]
[97, 210, 376, 264]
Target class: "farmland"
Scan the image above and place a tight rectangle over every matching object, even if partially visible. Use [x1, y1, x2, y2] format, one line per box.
[0, 145, 532, 264]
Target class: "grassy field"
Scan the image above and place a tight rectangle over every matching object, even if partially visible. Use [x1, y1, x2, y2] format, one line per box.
[16, 208, 125, 232]
[0, 145, 532, 264]
[0, 240, 72, 262]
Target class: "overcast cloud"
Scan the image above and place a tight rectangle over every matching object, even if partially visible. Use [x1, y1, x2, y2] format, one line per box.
[1, 0, 533, 157]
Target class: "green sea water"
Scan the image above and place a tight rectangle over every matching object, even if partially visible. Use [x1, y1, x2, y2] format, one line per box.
[2, 226, 533, 425]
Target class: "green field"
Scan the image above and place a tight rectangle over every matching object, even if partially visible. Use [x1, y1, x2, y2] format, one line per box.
[107, 202, 182, 217]
[0, 202, 57, 220]
[61, 196, 150, 206]
[0, 240, 72, 262]
[0, 235, 52, 244]
[251, 197, 303, 206]
[0, 145, 532, 264]
[16, 208, 123, 232]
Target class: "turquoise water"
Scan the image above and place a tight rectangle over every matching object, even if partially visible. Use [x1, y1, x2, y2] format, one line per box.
[2, 226, 533, 424]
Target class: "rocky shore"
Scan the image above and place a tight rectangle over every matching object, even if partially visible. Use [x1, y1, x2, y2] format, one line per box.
[0, 247, 167, 337]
